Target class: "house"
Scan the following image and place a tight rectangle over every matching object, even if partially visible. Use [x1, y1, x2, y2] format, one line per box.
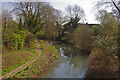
[78, 23, 101, 29]
[62, 22, 101, 30]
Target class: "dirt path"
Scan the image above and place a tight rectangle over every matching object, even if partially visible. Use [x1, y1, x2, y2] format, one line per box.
[2, 41, 41, 79]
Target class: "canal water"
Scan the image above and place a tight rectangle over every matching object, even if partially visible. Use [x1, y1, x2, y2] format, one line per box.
[39, 42, 89, 78]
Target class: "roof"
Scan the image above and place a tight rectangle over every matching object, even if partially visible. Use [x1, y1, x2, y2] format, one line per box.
[88, 24, 100, 28]
[62, 22, 101, 28]
[61, 22, 69, 26]
[79, 23, 101, 28]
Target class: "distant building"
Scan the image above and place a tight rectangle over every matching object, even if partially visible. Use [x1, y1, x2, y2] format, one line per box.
[62, 22, 101, 29]
[88, 24, 101, 29]
[78, 23, 101, 29]
[61, 22, 69, 26]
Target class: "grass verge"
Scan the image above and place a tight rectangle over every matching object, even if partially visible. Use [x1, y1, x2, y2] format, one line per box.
[2, 41, 38, 75]
[12, 40, 59, 78]
[2, 41, 37, 56]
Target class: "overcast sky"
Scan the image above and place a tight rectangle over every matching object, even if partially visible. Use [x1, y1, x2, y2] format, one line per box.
[49, 0, 98, 24]
[2, 0, 99, 24]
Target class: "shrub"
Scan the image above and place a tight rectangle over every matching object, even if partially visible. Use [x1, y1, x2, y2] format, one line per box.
[94, 35, 118, 58]
[97, 11, 119, 37]
[35, 30, 45, 39]
[19, 30, 26, 39]
[10, 33, 25, 49]
[91, 25, 102, 36]
[70, 25, 92, 50]
[25, 30, 35, 46]
[2, 20, 19, 46]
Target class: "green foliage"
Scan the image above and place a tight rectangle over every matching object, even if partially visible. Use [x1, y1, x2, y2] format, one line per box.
[39, 30, 45, 36]
[3, 41, 37, 55]
[69, 17, 80, 29]
[95, 11, 119, 59]
[91, 25, 102, 36]
[2, 20, 19, 46]
[58, 17, 80, 41]
[9, 30, 27, 49]
[19, 30, 27, 39]
[69, 25, 92, 50]
[35, 30, 45, 39]
[63, 17, 80, 33]
[97, 11, 119, 36]
[28, 16, 43, 34]
[10, 33, 25, 49]
[94, 35, 118, 58]
[25, 30, 35, 45]
[50, 46, 56, 51]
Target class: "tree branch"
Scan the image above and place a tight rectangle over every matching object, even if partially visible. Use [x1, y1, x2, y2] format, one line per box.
[111, 0, 120, 13]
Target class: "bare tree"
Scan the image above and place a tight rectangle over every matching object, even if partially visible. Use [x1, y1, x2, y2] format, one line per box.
[94, 0, 120, 22]
[65, 5, 73, 18]
[111, 0, 120, 13]
[65, 5, 86, 22]
[2, 10, 11, 31]
[11, 2, 44, 34]
[41, 3, 59, 40]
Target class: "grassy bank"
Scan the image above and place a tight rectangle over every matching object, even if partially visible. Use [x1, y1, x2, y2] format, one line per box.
[2, 49, 38, 76]
[2, 41, 37, 75]
[2, 41, 37, 56]
[11, 40, 59, 78]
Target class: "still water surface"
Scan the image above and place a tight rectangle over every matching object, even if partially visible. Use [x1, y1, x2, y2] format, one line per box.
[39, 42, 89, 78]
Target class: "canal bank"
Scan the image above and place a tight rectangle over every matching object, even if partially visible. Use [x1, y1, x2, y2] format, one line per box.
[9, 40, 59, 78]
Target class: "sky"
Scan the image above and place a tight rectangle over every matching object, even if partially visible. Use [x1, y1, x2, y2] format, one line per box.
[49, 0, 98, 24]
[1, 0, 99, 24]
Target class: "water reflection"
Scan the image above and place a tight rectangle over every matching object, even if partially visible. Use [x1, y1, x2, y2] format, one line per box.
[39, 42, 89, 78]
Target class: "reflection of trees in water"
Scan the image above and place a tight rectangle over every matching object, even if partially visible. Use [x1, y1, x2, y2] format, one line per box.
[61, 55, 88, 77]
[68, 56, 88, 77]
[39, 42, 89, 78]
[69, 56, 88, 68]
[58, 44, 83, 56]
[52, 41, 88, 76]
